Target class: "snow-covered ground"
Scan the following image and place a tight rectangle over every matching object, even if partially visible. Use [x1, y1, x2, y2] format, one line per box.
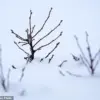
[0, 58, 100, 100]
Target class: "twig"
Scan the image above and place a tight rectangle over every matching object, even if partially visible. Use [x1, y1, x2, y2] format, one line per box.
[18, 41, 27, 44]
[33, 21, 63, 48]
[11, 30, 27, 41]
[45, 42, 60, 58]
[71, 53, 80, 61]
[32, 8, 53, 38]
[6, 68, 11, 91]
[74, 35, 89, 66]
[22, 43, 28, 46]
[12, 65, 17, 69]
[93, 49, 100, 60]
[31, 25, 35, 34]
[80, 55, 91, 73]
[29, 10, 32, 35]
[14, 41, 29, 55]
[25, 28, 29, 35]
[86, 32, 92, 64]
[59, 70, 65, 76]
[36, 32, 62, 51]
[19, 67, 26, 82]
[48, 54, 54, 63]
[66, 71, 82, 77]
[40, 58, 44, 62]
[0, 45, 7, 92]
[58, 60, 67, 67]
[94, 54, 100, 70]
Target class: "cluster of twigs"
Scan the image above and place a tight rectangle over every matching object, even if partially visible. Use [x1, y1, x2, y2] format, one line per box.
[11, 7, 63, 63]
[74, 32, 100, 75]
[40, 42, 60, 63]
[10, 8, 63, 85]
[0, 45, 11, 92]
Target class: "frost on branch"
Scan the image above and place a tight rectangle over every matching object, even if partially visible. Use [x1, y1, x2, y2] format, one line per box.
[11, 8, 63, 63]
[74, 32, 100, 75]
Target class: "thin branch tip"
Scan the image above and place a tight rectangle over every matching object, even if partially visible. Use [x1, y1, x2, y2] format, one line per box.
[11, 29, 14, 33]
[61, 20, 63, 22]
[74, 35, 78, 40]
[30, 10, 32, 15]
[14, 41, 16, 44]
[49, 7, 53, 12]
[57, 42, 60, 45]
[59, 20, 63, 25]
[51, 7, 53, 10]
[60, 31, 63, 35]
[85, 31, 89, 36]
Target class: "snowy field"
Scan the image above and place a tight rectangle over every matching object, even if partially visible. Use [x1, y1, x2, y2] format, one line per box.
[0, 0, 100, 100]
[0, 57, 100, 100]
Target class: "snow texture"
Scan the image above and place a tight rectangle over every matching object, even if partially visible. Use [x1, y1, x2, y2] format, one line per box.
[0, 0, 100, 100]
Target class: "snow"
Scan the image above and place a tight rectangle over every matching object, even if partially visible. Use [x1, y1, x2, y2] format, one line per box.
[0, 58, 100, 100]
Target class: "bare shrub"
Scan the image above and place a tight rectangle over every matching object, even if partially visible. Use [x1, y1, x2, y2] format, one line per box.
[74, 32, 100, 75]
[0, 45, 11, 92]
[11, 8, 63, 63]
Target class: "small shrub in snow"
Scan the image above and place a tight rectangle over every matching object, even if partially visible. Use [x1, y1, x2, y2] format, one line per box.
[11, 8, 62, 63]
[74, 32, 100, 75]
[0, 45, 11, 92]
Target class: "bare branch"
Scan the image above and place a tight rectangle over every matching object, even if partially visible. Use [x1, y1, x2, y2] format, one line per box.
[80, 55, 88, 68]
[6, 68, 11, 91]
[48, 54, 54, 63]
[12, 65, 17, 69]
[1, 79, 6, 92]
[36, 32, 62, 51]
[93, 49, 100, 60]
[32, 7, 53, 38]
[31, 25, 35, 34]
[14, 41, 29, 55]
[74, 35, 89, 66]
[59, 70, 65, 76]
[19, 67, 26, 82]
[18, 41, 27, 44]
[11, 30, 27, 41]
[0, 45, 7, 92]
[80, 55, 90, 73]
[40, 58, 44, 62]
[33, 20, 63, 48]
[22, 43, 28, 46]
[25, 29, 29, 36]
[71, 53, 80, 61]
[66, 71, 82, 77]
[18, 41, 28, 46]
[29, 10, 32, 35]
[45, 42, 60, 58]
[86, 32, 93, 63]
[94, 54, 100, 70]
[58, 60, 67, 67]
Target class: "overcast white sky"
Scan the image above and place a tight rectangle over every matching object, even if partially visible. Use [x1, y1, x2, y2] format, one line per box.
[0, 0, 100, 67]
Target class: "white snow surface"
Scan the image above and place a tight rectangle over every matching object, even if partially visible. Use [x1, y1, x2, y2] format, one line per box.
[0, 58, 100, 100]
